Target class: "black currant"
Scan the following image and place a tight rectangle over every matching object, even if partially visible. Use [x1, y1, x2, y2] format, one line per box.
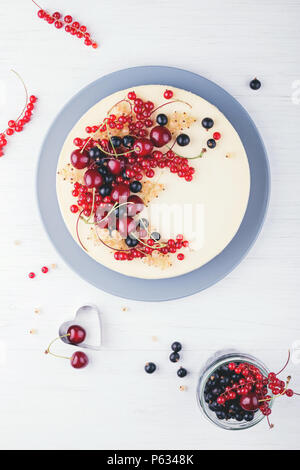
[98, 165, 108, 175]
[207, 139, 216, 149]
[169, 352, 180, 363]
[123, 135, 135, 148]
[110, 136, 122, 148]
[151, 232, 161, 241]
[156, 113, 168, 126]
[176, 134, 190, 146]
[250, 78, 261, 90]
[145, 362, 156, 374]
[89, 146, 103, 159]
[216, 410, 226, 420]
[105, 174, 115, 185]
[130, 181, 142, 193]
[202, 117, 214, 129]
[177, 367, 187, 378]
[244, 412, 254, 422]
[138, 218, 149, 228]
[99, 185, 112, 197]
[171, 341, 182, 352]
[125, 236, 139, 247]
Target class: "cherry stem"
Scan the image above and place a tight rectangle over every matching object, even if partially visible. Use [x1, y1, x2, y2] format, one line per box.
[76, 210, 88, 251]
[45, 334, 71, 360]
[275, 350, 291, 376]
[267, 416, 274, 429]
[150, 99, 192, 116]
[107, 98, 133, 116]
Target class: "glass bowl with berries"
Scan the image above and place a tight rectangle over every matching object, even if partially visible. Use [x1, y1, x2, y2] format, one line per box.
[197, 349, 297, 430]
[197, 350, 274, 430]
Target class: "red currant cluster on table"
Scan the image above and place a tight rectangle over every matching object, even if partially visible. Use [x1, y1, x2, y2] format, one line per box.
[32, 0, 98, 48]
[68, 89, 222, 263]
[205, 352, 298, 428]
[45, 325, 88, 369]
[0, 71, 37, 158]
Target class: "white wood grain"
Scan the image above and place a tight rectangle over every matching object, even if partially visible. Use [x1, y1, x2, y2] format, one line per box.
[0, 0, 300, 450]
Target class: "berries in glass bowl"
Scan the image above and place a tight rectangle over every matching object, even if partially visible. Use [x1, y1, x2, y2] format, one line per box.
[197, 351, 272, 430]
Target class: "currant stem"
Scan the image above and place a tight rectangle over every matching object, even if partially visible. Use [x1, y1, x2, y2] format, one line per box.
[150, 99, 192, 116]
[259, 376, 291, 403]
[275, 350, 291, 376]
[45, 334, 71, 360]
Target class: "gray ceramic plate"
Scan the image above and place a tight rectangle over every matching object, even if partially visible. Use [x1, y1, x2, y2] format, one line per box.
[36, 66, 270, 301]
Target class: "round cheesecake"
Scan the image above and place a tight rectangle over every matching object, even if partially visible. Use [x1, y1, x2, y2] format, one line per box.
[56, 85, 250, 279]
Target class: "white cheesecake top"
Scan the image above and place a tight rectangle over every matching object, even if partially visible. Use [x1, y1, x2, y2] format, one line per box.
[56, 85, 250, 279]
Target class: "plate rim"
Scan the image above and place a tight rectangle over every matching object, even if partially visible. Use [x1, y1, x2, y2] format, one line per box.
[36, 66, 270, 301]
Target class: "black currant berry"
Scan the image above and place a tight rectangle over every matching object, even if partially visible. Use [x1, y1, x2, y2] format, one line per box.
[250, 78, 261, 90]
[177, 367, 187, 378]
[99, 185, 112, 197]
[156, 114, 168, 126]
[110, 136, 122, 148]
[125, 236, 139, 247]
[145, 362, 156, 374]
[207, 139, 216, 149]
[169, 352, 180, 363]
[123, 135, 135, 148]
[98, 165, 108, 175]
[171, 341, 182, 352]
[151, 232, 161, 241]
[130, 181, 142, 193]
[202, 117, 214, 129]
[139, 218, 149, 228]
[89, 146, 103, 159]
[176, 134, 190, 146]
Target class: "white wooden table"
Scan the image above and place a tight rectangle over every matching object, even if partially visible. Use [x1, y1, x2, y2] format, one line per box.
[0, 0, 300, 450]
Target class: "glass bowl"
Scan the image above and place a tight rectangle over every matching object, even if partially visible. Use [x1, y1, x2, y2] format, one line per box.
[196, 349, 272, 430]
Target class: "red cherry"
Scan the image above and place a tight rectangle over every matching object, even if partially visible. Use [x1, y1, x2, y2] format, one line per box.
[134, 138, 153, 157]
[117, 216, 136, 238]
[67, 325, 86, 344]
[70, 351, 88, 369]
[41, 266, 48, 273]
[107, 158, 122, 175]
[150, 126, 172, 148]
[28, 272, 36, 279]
[84, 169, 103, 189]
[111, 183, 130, 202]
[127, 195, 144, 216]
[240, 392, 259, 411]
[70, 149, 90, 169]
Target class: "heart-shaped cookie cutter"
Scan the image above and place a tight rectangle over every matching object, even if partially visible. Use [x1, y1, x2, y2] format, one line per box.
[59, 304, 102, 351]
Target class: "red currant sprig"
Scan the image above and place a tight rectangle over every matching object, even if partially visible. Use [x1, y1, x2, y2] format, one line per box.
[0, 70, 37, 158]
[32, 0, 98, 49]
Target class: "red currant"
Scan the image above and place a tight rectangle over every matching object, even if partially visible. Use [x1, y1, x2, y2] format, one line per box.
[164, 89, 173, 99]
[64, 15, 73, 23]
